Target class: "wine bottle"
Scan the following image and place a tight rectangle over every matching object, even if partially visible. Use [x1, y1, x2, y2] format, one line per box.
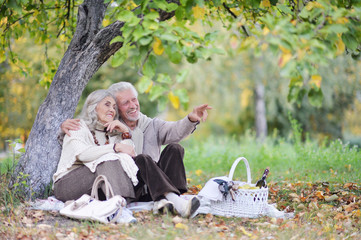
[255, 167, 270, 188]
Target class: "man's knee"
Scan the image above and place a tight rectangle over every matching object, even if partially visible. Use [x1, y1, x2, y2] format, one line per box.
[134, 154, 155, 165]
[165, 143, 184, 155]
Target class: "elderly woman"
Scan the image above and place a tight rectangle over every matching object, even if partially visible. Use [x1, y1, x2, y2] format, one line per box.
[53, 89, 137, 202]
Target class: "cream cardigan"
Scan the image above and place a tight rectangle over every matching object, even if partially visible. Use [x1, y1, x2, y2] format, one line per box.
[53, 120, 138, 186]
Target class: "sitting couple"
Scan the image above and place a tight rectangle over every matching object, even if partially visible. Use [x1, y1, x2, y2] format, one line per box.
[52, 82, 211, 218]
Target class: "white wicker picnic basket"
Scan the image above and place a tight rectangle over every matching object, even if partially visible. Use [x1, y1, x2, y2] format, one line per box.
[209, 157, 269, 218]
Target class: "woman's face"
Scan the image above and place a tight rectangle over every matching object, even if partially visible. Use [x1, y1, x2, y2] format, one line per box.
[95, 96, 117, 124]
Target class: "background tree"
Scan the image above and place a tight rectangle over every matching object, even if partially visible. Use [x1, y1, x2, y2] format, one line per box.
[1, 0, 360, 198]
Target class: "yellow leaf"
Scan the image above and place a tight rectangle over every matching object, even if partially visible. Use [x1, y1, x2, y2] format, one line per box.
[230, 35, 238, 49]
[352, 209, 361, 217]
[239, 36, 258, 50]
[239, 226, 252, 237]
[195, 169, 203, 176]
[261, 43, 268, 51]
[306, 1, 324, 11]
[230, 8, 242, 16]
[0, 50, 6, 63]
[278, 53, 292, 68]
[240, 88, 253, 108]
[310, 75, 322, 88]
[297, 49, 306, 60]
[335, 37, 345, 56]
[168, 91, 180, 109]
[145, 81, 153, 94]
[175, 223, 188, 230]
[102, 19, 110, 27]
[263, 27, 270, 36]
[153, 37, 164, 56]
[336, 17, 349, 24]
[262, 0, 271, 8]
[59, 35, 67, 42]
[192, 6, 205, 20]
[279, 45, 291, 54]
[0, 16, 7, 25]
[300, 38, 308, 44]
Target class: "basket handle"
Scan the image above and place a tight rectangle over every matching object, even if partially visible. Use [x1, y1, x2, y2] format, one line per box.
[228, 157, 252, 184]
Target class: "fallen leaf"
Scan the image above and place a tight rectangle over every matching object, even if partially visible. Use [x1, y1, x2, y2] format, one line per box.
[239, 226, 253, 237]
[37, 224, 52, 230]
[344, 203, 356, 212]
[21, 216, 33, 226]
[334, 213, 345, 220]
[205, 213, 213, 223]
[289, 193, 299, 199]
[343, 182, 357, 190]
[175, 222, 188, 230]
[315, 191, 324, 200]
[172, 216, 183, 225]
[309, 201, 319, 210]
[296, 204, 305, 210]
[325, 194, 339, 202]
[352, 209, 361, 217]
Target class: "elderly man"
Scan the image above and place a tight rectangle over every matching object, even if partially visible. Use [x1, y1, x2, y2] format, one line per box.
[61, 82, 211, 217]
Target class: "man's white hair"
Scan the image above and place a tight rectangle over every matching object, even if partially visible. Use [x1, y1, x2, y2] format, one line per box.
[108, 82, 138, 97]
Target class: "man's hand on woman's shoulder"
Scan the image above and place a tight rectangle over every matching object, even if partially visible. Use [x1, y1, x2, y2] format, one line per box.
[61, 119, 81, 136]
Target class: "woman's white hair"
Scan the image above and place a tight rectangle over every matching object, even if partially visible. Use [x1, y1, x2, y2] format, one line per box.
[78, 89, 118, 130]
[108, 82, 138, 97]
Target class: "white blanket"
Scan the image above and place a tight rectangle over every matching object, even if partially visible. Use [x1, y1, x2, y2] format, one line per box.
[30, 195, 293, 220]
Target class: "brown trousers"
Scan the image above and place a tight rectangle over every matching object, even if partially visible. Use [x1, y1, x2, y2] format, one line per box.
[54, 143, 187, 203]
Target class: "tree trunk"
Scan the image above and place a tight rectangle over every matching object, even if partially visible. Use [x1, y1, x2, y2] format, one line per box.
[9, 0, 124, 199]
[255, 82, 267, 142]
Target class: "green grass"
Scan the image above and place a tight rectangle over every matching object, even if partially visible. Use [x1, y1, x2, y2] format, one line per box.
[183, 133, 360, 186]
[1, 133, 360, 239]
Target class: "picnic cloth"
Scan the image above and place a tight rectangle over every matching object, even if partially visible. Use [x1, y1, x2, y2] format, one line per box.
[30, 195, 293, 220]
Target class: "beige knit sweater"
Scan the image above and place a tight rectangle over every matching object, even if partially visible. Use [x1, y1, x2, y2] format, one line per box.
[53, 120, 138, 187]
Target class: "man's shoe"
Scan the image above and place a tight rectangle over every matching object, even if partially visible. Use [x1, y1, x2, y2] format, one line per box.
[153, 199, 175, 215]
[181, 197, 200, 218]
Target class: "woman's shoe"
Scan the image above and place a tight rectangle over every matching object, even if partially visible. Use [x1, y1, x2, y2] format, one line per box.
[116, 208, 137, 224]
[153, 199, 175, 215]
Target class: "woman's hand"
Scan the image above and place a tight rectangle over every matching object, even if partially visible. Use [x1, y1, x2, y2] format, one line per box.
[114, 143, 136, 157]
[104, 120, 129, 133]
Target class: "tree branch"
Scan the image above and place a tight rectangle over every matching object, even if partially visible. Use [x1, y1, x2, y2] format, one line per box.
[223, 3, 249, 37]
[68, 0, 107, 52]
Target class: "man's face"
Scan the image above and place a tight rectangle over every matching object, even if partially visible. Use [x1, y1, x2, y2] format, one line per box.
[115, 89, 140, 122]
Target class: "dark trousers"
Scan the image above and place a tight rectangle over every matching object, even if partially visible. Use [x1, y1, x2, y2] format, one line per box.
[54, 143, 187, 203]
[133, 143, 187, 202]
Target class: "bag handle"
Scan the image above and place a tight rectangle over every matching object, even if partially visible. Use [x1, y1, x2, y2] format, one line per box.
[91, 175, 115, 200]
[228, 157, 252, 184]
